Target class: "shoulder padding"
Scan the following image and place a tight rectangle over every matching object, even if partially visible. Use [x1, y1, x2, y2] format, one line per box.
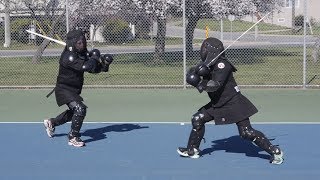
[212, 57, 237, 72]
[62, 51, 77, 62]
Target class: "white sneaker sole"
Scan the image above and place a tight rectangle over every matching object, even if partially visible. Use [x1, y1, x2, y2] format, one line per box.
[43, 119, 54, 138]
[271, 151, 284, 165]
[68, 141, 85, 147]
[177, 149, 200, 159]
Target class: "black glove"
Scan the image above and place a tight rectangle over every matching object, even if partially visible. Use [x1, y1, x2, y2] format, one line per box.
[186, 69, 201, 87]
[186, 69, 209, 93]
[100, 54, 113, 72]
[195, 63, 210, 77]
[89, 49, 101, 60]
[101, 54, 113, 65]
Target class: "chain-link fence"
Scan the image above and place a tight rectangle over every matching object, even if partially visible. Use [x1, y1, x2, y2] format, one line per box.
[0, 0, 319, 89]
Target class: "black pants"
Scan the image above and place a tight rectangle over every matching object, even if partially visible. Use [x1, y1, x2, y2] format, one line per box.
[51, 101, 87, 138]
[186, 110, 277, 155]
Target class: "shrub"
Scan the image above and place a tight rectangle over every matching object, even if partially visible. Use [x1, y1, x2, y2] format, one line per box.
[11, 18, 31, 44]
[101, 19, 130, 44]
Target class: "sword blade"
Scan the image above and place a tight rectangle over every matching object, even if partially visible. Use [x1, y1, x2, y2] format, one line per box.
[26, 30, 66, 46]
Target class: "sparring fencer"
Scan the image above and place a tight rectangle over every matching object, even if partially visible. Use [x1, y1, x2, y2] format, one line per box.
[177, 37, 284, 164]
[43, 29, 113, 147]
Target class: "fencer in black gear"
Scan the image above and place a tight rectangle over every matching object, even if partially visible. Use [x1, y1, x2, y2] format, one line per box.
[178, 37, 284, 164]
[43, 30, 112, 147]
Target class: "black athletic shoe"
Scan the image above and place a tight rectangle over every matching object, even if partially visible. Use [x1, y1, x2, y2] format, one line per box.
[270, 147, 284, 165]
[177, 147, 200, 158]
[68, 137, 85, 147]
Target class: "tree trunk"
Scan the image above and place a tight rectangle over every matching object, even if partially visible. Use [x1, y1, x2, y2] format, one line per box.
[255, 12, 263, 22]
[153, 17, 166, 65]
[32, 12, 65, 64]
[186, 15, 200, 58]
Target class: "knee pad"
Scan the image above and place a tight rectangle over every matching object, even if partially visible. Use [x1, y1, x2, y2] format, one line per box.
[191, 112, 206, 131]
[69, 101, 87, 117]
[238, 126, 257, 141]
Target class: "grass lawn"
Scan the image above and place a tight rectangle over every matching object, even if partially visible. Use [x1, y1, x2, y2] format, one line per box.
[0, 47, 319, 87]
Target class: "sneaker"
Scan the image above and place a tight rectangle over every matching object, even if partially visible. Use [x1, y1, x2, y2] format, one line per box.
[43, 119, 55, 138]
[68, 137, 85, 147]
[270, 150, 284, 165]
[177, 147, 200, 158]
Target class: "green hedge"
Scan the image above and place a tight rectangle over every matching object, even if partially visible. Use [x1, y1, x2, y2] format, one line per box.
[101, 19, 130, 44]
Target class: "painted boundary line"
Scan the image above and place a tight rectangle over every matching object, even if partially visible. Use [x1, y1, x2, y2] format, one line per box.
[1, 121, 320, 125]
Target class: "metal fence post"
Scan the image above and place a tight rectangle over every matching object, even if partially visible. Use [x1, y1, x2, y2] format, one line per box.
[4, 0, 11, 48]
[303, 0, 307, 89]
[65, 0, 69, 33]
[183, 0, 187, 89]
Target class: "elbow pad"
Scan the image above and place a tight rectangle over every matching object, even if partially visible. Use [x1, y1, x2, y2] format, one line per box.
[205, 80, 220, 92]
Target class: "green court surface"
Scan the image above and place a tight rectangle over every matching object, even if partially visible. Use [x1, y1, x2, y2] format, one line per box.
[0, 88, 319, 123]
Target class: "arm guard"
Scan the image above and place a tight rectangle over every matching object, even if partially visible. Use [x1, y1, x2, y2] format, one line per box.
[204, 80, 220, 92]
[195, 79, 207, 93]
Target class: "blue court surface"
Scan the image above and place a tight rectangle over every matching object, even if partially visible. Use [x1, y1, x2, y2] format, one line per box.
[0, 122, 319, 180]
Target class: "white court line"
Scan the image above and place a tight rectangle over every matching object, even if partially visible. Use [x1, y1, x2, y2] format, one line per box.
[0, 121, 320, 125]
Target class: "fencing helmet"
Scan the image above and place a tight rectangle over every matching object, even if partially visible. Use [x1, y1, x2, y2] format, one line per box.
[65, 29, 87, 53]
[200, 37, 225, 64]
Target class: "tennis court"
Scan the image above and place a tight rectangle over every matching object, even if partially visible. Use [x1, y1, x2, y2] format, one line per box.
[0, 89, 319, 180]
